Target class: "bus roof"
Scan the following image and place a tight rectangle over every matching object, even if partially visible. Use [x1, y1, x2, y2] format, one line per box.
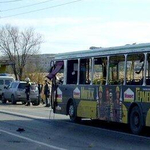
[54, 43, 150, 60]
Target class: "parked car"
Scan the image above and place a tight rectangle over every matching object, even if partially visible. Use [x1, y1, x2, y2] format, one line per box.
[0, 76, 15, 99]
[1, 81, 39, 105]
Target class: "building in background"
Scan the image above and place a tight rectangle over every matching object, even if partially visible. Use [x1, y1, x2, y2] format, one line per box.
[0, 54, 55, 73]
[27, 54, 55, 72]
[0, 60, 14, 73]
[37, 54, 55, 71]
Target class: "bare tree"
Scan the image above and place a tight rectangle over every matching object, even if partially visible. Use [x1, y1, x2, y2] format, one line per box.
[0, 24, 43, 80]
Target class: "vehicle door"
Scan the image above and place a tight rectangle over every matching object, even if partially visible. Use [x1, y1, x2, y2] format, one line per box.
[0, 79, 4, 96]
[30, 83, 38, 100]
[4, 82, 14, 100]
[17, 83, 26, 99]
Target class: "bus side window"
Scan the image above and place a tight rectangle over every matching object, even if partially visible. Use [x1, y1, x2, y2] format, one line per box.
[93, 57, 106, 85]
[126, 53, 144, 85]
[108, 55, 125, 85]
[80, 62, 86, 84]
[67, 60, 78, 84]
[79, 59, 91, 84]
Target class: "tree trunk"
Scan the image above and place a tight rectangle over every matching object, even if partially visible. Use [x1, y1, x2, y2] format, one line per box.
[12, 64, 18, 80]
[19, 68, 23, 80]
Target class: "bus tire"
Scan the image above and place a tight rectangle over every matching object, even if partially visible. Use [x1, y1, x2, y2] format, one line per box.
[32, 100, 40, 106]
[68, 101, 81, 122]
[22, 102, 26, 105]
[129, 106, 143, 134]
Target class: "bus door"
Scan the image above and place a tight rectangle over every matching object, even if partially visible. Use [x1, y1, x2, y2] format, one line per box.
[47, 61, 64, 112]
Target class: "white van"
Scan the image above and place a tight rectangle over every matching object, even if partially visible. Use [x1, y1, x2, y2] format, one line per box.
[0, 76, 15, 98]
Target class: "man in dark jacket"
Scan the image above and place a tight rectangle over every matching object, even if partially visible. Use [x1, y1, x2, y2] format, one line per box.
[44, 80, 50, 107]
[25, 78, 31, 106]
[38, 82, 43, 104]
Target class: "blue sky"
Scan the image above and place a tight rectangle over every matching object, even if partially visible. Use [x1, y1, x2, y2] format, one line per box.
[0, 0, 150, 54]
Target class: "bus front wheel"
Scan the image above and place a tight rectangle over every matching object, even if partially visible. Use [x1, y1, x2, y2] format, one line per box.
[68, 102, 81, 122]
[129, 106, 143, 134]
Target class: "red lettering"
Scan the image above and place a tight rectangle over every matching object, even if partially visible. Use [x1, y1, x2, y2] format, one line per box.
[57, 94, 62, 98]
[74, 92, 80, 96]
[125, 93, 133, 99]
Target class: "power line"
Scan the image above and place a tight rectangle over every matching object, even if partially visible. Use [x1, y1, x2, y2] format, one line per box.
[1, 0, 54, 12]
[0, 0, 23, 3]
[0, 0, 82, 18]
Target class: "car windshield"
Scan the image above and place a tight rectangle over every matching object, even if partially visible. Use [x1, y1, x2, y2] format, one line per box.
[0, 80, 4, 85]
[5, 79, 13, 86]
[18, 83, 27, 89]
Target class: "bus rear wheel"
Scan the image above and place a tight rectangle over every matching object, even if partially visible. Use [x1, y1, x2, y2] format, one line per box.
[129, 106, 143, 134]
[68, 102, 81, 122]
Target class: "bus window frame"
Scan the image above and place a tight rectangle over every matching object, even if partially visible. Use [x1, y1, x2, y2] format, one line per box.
[123, 52, 148, 86]
[63, 60, 67, 85]
[78, 58, 91, 85]
[77, 58, 80, 85]
[108, 55, 124, 85]
[106, 56, 110, 85]
[123, 54, 127, 85]
[92, 56, 107, 85]
[143, 53, 147, 86]
[90, 57, 94, 85]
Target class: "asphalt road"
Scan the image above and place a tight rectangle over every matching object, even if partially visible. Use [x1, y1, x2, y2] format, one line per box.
[0, 103, 150, 150]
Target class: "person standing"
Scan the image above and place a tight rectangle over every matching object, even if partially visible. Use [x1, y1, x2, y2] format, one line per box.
[44, 80, 50, 107]
[25, 77, 31, 106]
[38, 82, 43, 104]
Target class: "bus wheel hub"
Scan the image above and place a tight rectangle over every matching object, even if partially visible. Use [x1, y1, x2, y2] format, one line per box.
[69, 105, 74, 116]
[134, 114, 139, 126]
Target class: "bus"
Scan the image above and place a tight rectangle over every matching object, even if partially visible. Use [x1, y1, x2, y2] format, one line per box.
[47, 43, 150, 134]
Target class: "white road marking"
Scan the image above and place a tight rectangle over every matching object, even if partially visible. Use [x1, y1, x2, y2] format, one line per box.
[0, 110, 46, 119]
[0, 129, 67, 150]
[1, 108, 150, 141]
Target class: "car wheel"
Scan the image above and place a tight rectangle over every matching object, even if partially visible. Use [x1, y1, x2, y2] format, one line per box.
[129, 106, 143, 134]
[11, 95, 16, 104]
[68, 101, 81, 122]
[32, 100, 39, 106]
[22, 102, 26, 105]
[2, 94, 6, 104]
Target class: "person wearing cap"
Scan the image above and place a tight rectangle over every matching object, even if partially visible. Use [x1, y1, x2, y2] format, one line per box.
[44, 80, 50, 107]
[25, 77, 31, 106]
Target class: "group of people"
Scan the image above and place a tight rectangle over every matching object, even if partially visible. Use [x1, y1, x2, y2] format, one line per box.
[25, 78, 51, 107]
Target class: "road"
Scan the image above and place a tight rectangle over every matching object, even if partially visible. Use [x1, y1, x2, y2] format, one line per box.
[0, 103, 150, 150]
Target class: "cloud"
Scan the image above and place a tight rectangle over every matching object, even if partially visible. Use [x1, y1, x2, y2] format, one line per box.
[43, 20, 150, 53]
[1, 17, 150, 53]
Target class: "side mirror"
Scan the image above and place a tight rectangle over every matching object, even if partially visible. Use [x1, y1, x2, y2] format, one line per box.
[4, 86, 8, 89]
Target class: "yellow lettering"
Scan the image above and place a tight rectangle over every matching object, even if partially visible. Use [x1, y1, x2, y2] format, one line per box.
[148, 92, 150, 102]
[136, 88, 150, 102]
[136, 88, 140, 101]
